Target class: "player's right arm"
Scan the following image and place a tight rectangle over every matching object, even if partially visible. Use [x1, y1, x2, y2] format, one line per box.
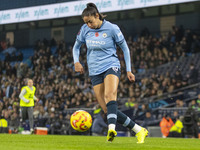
[73, 26, 86, 74]
[73, 40, 84, 74]
[19, 88, 30, 103]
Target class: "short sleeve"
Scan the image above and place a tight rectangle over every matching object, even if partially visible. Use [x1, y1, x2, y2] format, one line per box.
[76, 25, 86, 43]
[111, 25, 124, 44]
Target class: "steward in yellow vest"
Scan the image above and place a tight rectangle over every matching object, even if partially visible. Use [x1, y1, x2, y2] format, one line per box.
[19, 79, 39, 133]
[20, 85, 36, 107]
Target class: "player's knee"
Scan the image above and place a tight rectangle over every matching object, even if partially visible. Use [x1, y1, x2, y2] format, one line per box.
[104, 91, 117, 101]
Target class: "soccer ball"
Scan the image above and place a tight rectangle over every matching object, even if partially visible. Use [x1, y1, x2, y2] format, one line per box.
[70, 110, 92, 132]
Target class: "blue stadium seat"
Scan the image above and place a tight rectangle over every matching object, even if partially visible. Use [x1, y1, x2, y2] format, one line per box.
[0, 53, 5, 61]
[19, 48, 34, 61]
[51, 46, 57, 54]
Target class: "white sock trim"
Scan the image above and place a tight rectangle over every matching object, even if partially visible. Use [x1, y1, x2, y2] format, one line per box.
[108, 124, 116, 131]
[132, 124, 142, 133]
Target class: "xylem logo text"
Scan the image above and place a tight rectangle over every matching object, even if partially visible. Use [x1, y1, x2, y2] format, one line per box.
[54, 5, 69, 17]
[118, 0, 134, 9]
[0, 12, 10, 23]
[74, 2, 85, 14]
[16, 10, 29, 21]
[95, 0, 112, 11]
[34, 8, 49, 19]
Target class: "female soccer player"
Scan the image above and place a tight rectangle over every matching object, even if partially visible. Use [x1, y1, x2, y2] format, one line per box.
[73, 3, 148, 143]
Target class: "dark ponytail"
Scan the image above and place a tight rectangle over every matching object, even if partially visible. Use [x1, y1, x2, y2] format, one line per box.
[82, 3, 106, 20]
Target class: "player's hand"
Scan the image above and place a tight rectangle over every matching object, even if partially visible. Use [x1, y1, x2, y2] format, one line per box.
[127, 71, 135, 82]
[75, 62, 84, 74]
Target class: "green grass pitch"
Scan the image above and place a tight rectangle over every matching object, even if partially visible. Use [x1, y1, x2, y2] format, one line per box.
[0, 134, 199, 150]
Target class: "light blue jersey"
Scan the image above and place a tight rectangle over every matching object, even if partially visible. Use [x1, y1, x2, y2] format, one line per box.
[73, 20, 131, 76]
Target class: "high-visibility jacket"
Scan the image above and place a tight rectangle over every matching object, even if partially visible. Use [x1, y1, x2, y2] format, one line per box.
[160, 117, 174, 137]
[20, 86, 36, 107]
[170, 119, 183, 133]
[0, 119, 8, 127]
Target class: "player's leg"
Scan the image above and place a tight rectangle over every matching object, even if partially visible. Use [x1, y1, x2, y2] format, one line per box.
[104, 73, 119, 142]
[103, 67, 147, 143]
[92, 73, 116, 141]
[27, 107, 34, 134]
[91, 73, 107, 113]
[117, 110, 148, 143]
[93, 83, 107, 113]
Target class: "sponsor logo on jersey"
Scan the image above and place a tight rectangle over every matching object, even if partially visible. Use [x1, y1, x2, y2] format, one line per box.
[86, 40, 105, 45]
[102, 33, 107, 38]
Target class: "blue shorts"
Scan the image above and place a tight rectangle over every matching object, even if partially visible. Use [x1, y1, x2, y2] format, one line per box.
[90, 67, 121, 86]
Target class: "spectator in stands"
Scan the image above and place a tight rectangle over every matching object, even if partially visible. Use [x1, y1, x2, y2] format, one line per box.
[160, 114, 174, 138]
[17, 63, 28, 78]
[176, 99, 187, 108]
[168, 116, 184, 138]
[17, 52, 23, 61]
[138, 104, 150, 116]
[0, 40, 7, 51]
[175, 99, 181, 107]
[4, 53, 11, 62]
[179, 100, 187, 108]
[0, 115, 8, 133]
[11, 52, 17, 62]
[191, 34, 200, 53]
[62, 114, 73, 135]
[141, 111, 159, 128]
[132, 103, 141, 119]
[174, 70, 183, 82]
[189, 99, 198, 110]
[46, 112, 57, 134]
[186, 63, 199, 84]
[125, 97, 136, 108]
[9, 112, 20, 133]
[92, 111, 107, 136]
[171, 111, 179, 123]
[37, 106, 49, 127]
[46, 113, 61, 134]
[197, 94, 200, 112]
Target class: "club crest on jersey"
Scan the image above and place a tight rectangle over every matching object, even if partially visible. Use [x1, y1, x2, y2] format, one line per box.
[95, 32, 99, 37]
[102, 33, 107, 38]
[112, 67, 119, 73]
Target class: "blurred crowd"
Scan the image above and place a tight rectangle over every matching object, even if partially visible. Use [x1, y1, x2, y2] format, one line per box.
[0, 26, 200, 134]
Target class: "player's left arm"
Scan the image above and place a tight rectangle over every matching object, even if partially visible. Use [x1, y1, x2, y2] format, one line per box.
[117, 40, 135, 82]
[112, 24, 135, 82]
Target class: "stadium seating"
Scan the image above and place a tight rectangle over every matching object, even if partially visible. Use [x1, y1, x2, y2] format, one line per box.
[136, 52, 200, 80]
